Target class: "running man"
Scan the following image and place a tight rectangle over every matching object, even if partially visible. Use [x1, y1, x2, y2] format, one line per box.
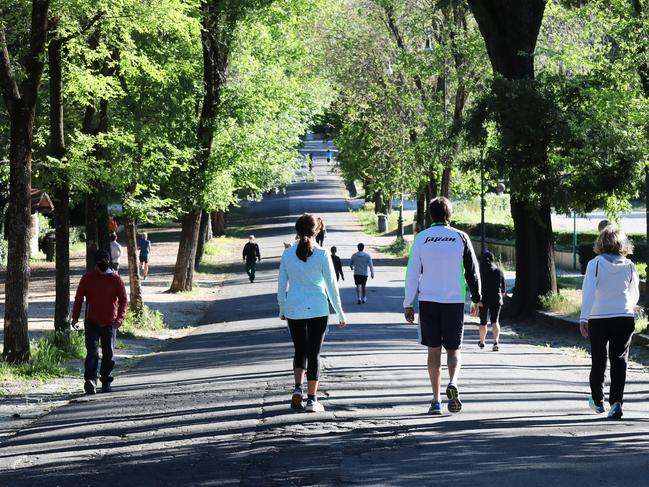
[404, 197, 481, 415]
[325, 149, 333, 163]
[243, 235, 261, 282]
[138, 233, 152, 281]
[350, 243, 374, 304]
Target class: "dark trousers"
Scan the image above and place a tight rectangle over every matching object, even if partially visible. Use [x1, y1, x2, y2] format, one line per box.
[84, 321, 117, 383]
[245, 261, 256, 281]
[288, 316, 328, 381]
[588, 317, 635, 405]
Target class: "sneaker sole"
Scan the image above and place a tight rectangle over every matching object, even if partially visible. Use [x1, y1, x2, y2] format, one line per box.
[290, 393, 304, 411]
[84, 383, 96, 395]
[428, 409, 443, 415]
[446, 385, 462, 413]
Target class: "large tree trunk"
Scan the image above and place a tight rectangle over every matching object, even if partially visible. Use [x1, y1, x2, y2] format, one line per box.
[440, 167, 452, 198]
[468, 0, 555, 315]
[211, 210, 225, 237]
[416, 188, 425, 233]
[48, 28, 71, 333]
[170, 212, 202, 292]
[424, 173, 437, 227]
[84, 193, 99, 271]
[194, 210, 209, 269]
[0, 0, 50, 363]
[125, 218, 143, 314]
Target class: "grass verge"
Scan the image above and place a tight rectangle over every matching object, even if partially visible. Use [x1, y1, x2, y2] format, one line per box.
[381, 238, 411, 258]
[540, 290, 582, 318]
[0, 331, 85, 380]
[118, 305, 166, 339]
[351, 202, 403, 235]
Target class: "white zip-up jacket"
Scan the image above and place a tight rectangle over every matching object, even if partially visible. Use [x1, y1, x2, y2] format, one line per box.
[579, 254, 639, 323]
[404, 223, 481, 307]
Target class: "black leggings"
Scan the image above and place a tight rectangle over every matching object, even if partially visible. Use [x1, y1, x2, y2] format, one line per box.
[288, 316, 328, 381]
[588, 317, 635, 405]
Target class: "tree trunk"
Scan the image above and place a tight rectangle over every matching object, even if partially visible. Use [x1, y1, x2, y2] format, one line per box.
[125, 218, 143, 315]
[84, 193, 99, 272]
[48, 30, 71, 333]
[468, 0, 555, 315]
[169, 211, 202, 292]
[194, 210, 209, 270]
[424, 173, 437, 227]
[416, 188, 425, 233]
[0, 0, 50, 362]
[211, 210, 225, 237]
[510, 199, 556, 313]
[206, 213, 213, 241]
[440, 167, 452, 198]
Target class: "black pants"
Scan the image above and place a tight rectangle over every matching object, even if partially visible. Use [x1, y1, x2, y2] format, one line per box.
[479, 303, 502, 326]
[288, 316, 328, 381]
[84, 321, 117, 383]
[588, 317, 635, 405]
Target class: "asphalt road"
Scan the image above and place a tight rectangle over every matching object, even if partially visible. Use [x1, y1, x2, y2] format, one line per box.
[1, 144, 648, 486]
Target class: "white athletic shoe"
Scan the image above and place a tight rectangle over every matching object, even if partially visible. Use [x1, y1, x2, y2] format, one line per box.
[291, 387, 304, 411]
[362, 297, 367, 303]
[304, 399, 325, 413]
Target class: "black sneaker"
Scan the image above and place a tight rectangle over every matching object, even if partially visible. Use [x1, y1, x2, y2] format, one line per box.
[84, 380, 96, 395]
[446, 383, 462, 413]
[478, 342, 485, 349]
[492, 343, 499, 352]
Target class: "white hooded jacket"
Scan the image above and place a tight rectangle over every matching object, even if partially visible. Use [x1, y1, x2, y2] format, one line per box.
[579, 254, 639, 323]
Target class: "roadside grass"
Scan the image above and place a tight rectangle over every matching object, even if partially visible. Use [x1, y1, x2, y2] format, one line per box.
[196, 235, 241, 276]
[636, 310, 648, 334]
[118, 305, 166, 339]
[453, 194, 513, 226]
[351, 202, 401, 235]
[540, 290, 582, 318]
[70, 241, 86, 256]
[557, 275, 583, 290]
[381, 238, 411, 258]
[0, 331, 85, 381]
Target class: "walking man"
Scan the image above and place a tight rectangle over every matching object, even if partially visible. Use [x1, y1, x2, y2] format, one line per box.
[350, 243, 374, 304]
[243, 235, 261, 282]
[109, 232, 122, 272]
[478, 251, 505, 351]
[330, 246, 344, 282]
[404, 197, 481, 415]
[72, 250, 128, 395]
[138, 232, 152, 280]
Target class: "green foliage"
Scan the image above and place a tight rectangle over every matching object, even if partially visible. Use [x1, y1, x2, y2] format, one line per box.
[636, 262, 647, 281]
[118, 305, 165, 338]
[635, 309, 648, 334]
[0, 331, 85, 380]
[540, 290, 581, 318]
[578, 243, 649, 273]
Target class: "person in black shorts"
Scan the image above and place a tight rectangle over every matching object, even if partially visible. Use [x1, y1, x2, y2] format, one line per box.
[478, 251, 505, 351]
[330, 246, 344, 281]
[403, 197, 481, 415]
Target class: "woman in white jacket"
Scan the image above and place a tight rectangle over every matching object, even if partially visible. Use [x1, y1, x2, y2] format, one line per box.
[278, 214, 346, 413]
[579, 226, 639, 419]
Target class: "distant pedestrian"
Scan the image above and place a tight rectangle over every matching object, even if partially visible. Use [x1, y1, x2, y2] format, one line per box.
[330, 246, 344, 281]
[478, 251, 505, 351]
[350, 243, 374, 304]
[325, 149, 333, 163]
[308, 153, 314, 172]
[109, 232, 122, 272]
[138, 233, 152, 281]
[315, 218, 326, 246]
[404, 197, 481, 415]
[72, 250, 128, 395]
[598, 219, 610, 232]
[243, 235, 261, 283]
[278, 214, 346, 413]
[579, 226, 639, 419]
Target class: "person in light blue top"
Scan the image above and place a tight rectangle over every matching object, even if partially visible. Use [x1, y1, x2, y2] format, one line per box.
[278, 214, 346, 413]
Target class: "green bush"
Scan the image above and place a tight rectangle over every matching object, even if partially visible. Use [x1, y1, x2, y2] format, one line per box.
[118, 305, 165, 338]
[540, 290, 581, 318]
[636, 263, 647, 281]
[381, 238, 411, 258]
[579, 242, 649, 274]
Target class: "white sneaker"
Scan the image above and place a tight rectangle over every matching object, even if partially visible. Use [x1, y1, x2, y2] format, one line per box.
[304, 399, 325, 413]
[362, 297, 367, 303]
[290, 387, 304, 411]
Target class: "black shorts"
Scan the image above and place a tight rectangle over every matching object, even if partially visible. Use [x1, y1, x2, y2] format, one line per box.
[139, 255, 149, 264]
[479, 304, 502, 326]
[353, 275, 368, 286]
[418, 301, 465, 350]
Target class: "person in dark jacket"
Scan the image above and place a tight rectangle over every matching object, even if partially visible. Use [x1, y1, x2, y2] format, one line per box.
[478, 251, 505, 351]
[330, 246, 344, 281]
[243, 235, 261, 282]
[315, 218, 326, 246]
[72, 250, 128, 395]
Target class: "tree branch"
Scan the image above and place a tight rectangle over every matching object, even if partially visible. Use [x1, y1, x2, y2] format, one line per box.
[0, 29, 21, 112]
[21, 0, 50, 107]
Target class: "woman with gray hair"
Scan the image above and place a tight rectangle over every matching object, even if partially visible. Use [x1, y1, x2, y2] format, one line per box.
[579, 226, 639, 419]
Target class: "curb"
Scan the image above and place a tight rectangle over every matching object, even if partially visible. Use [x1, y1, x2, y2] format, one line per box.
[534, 310, 649, 348]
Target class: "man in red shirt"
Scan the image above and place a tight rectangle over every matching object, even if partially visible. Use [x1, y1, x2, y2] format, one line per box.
[72, 250, 128, 394]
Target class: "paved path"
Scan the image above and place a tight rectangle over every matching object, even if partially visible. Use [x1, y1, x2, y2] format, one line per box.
[1, 147, 649, 486]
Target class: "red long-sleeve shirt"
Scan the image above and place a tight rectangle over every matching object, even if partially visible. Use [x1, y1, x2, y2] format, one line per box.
[72, 270, 128, 326]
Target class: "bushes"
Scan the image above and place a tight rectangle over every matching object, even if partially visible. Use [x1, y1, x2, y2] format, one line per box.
[118, 305, 165, 338]
[578, 242, 649, 274]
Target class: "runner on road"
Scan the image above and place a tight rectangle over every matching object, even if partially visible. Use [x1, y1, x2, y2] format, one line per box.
[478, 251, 505, 351]
[579, 226, 639, 419]
[330, 246, 344, 282]
[404, 197, 481, 415]
[138, 233, 152, 281]
[278, 214, 346, 413]
[350, 243, 374, 304]
[242, 235, 261, 282]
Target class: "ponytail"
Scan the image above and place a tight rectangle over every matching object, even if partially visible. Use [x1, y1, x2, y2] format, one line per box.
[294, 214, 320, 262]
[296, 235, 314, 262]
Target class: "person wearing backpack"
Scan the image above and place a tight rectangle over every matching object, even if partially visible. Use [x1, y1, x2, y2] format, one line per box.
[579, 226, 639, 420]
